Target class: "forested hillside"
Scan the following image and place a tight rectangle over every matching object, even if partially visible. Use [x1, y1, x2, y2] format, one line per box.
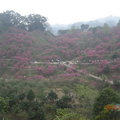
[0, 10, 120, 120]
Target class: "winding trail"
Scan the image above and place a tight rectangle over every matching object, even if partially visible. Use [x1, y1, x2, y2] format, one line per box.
[0, 59, 114, 84]
[64, 62, 113, 84]
[31, 60, 114, 85]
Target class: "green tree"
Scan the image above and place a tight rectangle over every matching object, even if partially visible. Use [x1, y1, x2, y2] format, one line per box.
[47, 90, 58, 102]
[20, 101, 30, 111]
[18, 93, 25, 101]
[54, 109, 87, 120]
[27, 90, 35, 101]
[26, 14, 47, 31]
[0, 97, 8, 120]
[56, 96, 72, 109]
[29, 108, 45, 120]
[0, 10, 48, 32]
[95, 109, 120, 120]
[81, 24, 89, 32]
[28, 101, 45, 120]
[93, 87, 120, 119]
[0, 97, 8, 113]
[0, 10, 22, 32]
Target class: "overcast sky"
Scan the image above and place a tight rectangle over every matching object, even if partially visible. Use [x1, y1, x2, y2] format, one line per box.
[0, 0, 120, 24]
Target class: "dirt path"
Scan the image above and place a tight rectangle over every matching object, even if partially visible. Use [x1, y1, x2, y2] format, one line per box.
[31, 60, 114, 85]
[62, 62, 113, 84]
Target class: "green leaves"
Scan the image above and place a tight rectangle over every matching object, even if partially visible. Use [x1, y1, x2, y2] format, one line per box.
[0, 10, 48, 32]
[75, 85, 98, 102]
[93, 87, 120, 119]
[0, 97, 8, 113]
[54, 108, 87, 120]
[47, 91, 58, 101]
[27, 90, 35, 101]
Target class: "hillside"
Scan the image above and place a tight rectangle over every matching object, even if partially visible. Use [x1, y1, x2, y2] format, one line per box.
[1, 24, 120, 83]
[0, 11, 120, 120]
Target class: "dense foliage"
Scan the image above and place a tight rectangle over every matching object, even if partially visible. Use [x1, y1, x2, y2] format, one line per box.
[93, 88, 120, 120]
[0, 10, 120, 120]
[0, 10, 48, 32]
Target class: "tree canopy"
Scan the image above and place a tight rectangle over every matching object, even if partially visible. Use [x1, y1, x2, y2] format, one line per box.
[0, 10, 48, 32]
[93, 87, 120, 119]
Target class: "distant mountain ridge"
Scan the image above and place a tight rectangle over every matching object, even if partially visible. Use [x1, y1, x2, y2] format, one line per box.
[51, 16, 120, 34]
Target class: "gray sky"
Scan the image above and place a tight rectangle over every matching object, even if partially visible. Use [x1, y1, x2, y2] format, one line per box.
[0, 0, 120, 24]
